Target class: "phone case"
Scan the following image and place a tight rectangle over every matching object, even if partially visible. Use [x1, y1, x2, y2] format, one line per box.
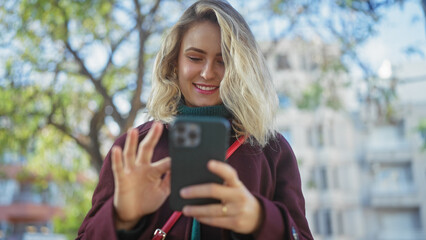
[169, 116, 230, 211]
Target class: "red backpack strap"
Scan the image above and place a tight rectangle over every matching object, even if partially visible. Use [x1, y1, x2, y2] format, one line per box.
[225, 135, 246, 160]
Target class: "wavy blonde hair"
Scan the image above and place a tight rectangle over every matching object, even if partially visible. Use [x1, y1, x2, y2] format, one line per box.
[147, 0, 278, 147]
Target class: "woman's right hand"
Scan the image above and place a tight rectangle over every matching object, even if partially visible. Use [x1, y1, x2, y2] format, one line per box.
[111, 122, 171, 230]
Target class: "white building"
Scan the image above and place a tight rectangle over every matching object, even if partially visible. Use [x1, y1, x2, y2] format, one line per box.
[264, 38, 426, 240]
[358, 61, 426, 240]
[0, 154, 66, 240]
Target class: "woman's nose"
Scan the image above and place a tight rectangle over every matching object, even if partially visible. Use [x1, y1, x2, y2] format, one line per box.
[200, 62, 215, 80]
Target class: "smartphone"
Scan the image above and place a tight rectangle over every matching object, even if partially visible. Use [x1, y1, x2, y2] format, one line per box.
[169, 116, 230, 211]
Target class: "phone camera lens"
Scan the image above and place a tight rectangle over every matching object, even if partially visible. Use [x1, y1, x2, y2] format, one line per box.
[176, 124, 185, 133]
[188, 130, 198, 140]
[176, 136, 185, 146]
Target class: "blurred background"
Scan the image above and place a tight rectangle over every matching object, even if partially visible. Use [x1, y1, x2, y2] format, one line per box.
[1, 0, 425, 239]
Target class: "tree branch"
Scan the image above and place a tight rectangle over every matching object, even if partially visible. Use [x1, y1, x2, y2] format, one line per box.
[57, 3, 124, 129]
[64, 42, 124, 127]
[88, 103, 107, 171]
[99, 24, 138, 80]
[114, 2, 136, 19]
[123, 0, 163, 131]
[145, 0, 162, 30]
[47, 98, 105, 171]
[47, 102, 90, 154]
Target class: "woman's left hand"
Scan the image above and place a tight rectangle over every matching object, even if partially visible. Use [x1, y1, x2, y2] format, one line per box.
[180, 160, 263, 234]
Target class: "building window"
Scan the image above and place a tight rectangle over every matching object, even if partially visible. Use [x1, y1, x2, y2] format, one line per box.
[317, 124, 324, 148]
[397, 120, 405, 137]
[0, 180, 16, 205]
[307, 127, 314, 147]
[319, 166, 328, 190]
[336, 211, 344, 235]
[301, 55, 318, 71]
[276, 54, 291, 70]
[373, 163, 414, 193]
[332, 167, 340, 190]
[329, 120, 335, 147]
[307, 125, 324, 148]
[307, 168, 317, 189]
[13, 183, 43, 204]
[313, 209, 333, 236]
[324, 209, 332, 236]
[378, 208, 422, 233]
[313, 210, 321, 234]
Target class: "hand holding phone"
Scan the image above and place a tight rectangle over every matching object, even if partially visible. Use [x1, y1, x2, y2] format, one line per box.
[169, 116, 230, 211]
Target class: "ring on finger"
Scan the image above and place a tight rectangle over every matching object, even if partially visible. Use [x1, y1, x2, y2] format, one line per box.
[222, 204, 228, 216]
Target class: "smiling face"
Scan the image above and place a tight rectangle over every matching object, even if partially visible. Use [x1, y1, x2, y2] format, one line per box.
[177, 21, 225, 107]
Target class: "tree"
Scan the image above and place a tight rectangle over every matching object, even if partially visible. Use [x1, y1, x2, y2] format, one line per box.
[1, 0, 425, 173]
[0, 0, 186, 173]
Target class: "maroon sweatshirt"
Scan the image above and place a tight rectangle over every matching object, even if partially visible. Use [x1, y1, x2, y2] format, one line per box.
[76, 121, 313, 240]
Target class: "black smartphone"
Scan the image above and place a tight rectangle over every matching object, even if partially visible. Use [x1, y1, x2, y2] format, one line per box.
[169, 116, 230, 211]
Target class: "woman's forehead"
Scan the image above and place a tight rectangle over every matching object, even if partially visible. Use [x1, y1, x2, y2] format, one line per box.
[180, 21, 222, 54]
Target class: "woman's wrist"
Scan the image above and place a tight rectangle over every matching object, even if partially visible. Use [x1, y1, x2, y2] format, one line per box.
[250, 197, 264, 234]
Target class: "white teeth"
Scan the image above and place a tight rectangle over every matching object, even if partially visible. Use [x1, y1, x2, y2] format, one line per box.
[196, 84, 216, 91]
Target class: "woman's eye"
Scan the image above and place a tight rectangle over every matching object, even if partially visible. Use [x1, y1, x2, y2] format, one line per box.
[188, 56, 201, 61]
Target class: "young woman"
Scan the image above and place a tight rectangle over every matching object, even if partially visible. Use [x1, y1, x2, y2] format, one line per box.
[77, 1, 313, 239]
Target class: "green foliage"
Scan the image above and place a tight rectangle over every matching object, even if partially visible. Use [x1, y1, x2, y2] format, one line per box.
[0, 86, 47, 155]
[52, 179, 96, 240]
[307, 179, 317, 189]
[26, 125, 96, 239]
[0, 169, 7, 179]
[296, 82, 323, 110]
[15, 168, 37, 183]
[418, 118, 426, 150]
[14, 167, 50, 192]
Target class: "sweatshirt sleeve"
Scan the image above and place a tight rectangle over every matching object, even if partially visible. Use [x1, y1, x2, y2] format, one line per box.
[252, 134, 313, 240]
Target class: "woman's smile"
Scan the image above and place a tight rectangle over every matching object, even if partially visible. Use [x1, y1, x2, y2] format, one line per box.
[193, 83, 219, 94]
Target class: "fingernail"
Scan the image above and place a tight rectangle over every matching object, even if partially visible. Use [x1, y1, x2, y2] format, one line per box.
[182, 207, 188, 214]
[180, 188, 188, 197]
[208, 160, 216, 168]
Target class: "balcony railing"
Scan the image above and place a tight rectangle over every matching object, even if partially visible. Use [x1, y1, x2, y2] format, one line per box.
[365, 145, 412, 163]
[368, 183, 419, 207]
[376, 230, 425, 240]
[22, 232, 67, 240]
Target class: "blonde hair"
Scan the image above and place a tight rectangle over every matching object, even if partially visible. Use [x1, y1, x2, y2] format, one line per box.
[147, 0, 278, 147]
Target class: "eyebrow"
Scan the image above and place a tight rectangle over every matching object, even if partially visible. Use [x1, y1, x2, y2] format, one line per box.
[184, 47, 222, 57]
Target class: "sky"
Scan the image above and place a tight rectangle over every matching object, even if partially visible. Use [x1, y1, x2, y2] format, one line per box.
[357, 1, 426, 74]
[341, 0, 426, 109]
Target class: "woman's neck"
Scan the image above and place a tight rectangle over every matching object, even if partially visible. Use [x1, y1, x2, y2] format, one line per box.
[177, 102, 232, 118]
